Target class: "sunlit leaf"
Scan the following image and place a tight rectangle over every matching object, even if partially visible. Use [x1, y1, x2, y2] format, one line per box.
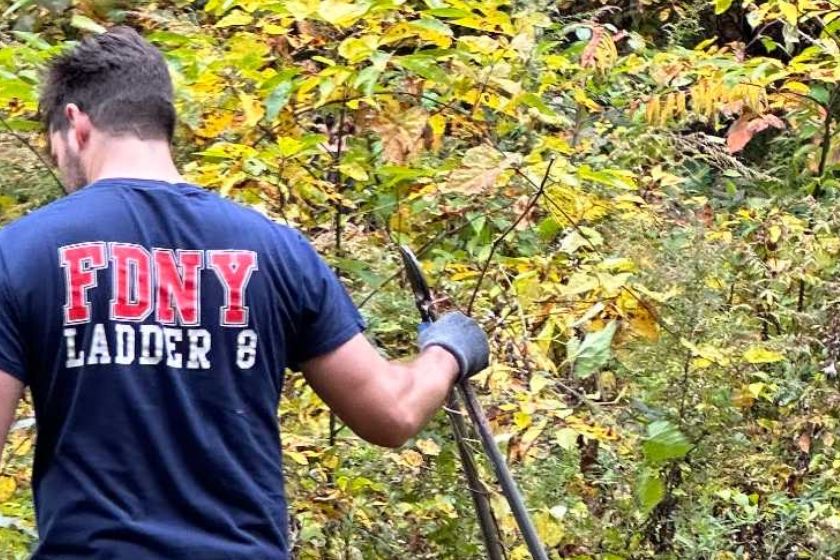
[643, 421, 692, 463]
[743, 346, 785, 364]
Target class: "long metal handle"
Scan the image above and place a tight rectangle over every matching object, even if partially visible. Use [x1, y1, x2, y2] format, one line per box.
[458, 384, 549, 560]
[445, 393, 506, 560]
[428, 305, 506, 560]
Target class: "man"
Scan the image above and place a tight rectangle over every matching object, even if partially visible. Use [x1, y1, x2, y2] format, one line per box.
[0, 27, 489, 558]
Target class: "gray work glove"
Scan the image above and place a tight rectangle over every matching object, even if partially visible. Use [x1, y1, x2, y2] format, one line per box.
[419, 311, 490, 381]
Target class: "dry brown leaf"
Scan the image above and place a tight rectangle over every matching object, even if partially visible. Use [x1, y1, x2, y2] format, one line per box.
[727, 113, 786, 153]
[440, 145, 521, 195]
[797, 432, 811, 454]
[370, 106, 429, 164]
[581, 26, 605, 68]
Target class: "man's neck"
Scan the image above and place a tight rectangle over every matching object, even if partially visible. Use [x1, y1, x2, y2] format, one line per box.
[88, 135, 185, 185]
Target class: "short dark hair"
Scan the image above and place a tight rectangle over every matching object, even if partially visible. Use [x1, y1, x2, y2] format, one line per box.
[39, 26, 176, 141]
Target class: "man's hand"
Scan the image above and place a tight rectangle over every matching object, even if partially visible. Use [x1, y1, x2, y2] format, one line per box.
[301, 316, 490, 448]
[0, 371, 24, 460]
[418, 312, 489, 381]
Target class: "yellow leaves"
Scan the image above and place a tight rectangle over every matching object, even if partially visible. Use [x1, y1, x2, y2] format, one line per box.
[457, 35, 500, 56]
[644, 79, 771, 127]
[544, 184, 609, 226]
[533, 510, 565, 547]
[282, 0, 318, 20]
[777, 1, 799, 26]
[369, 106, 429, 165]
[216, 9, 254, 27]
[713, 0, 733, 14]
[317, 0, 371, 28]
[768, 224, 783, 245]
[449, 9, 514, 36]
[0, 476, 16, 502]
[615, 291, 660, 342]
[440, 145, 522, 195]
[195, 111, 235, 139]
[197, 142, 258, 160]
[400, 449, 424, 468]
[644, 91, 687, 126]
[513, 410, 532, 431]
[407, 19, 454, 49]
[781, 80, 810, 95]
[529, 373, 551, 394]
[573, 87, 602, 112]
[237, 91, 264, 128]
[522, 418, 548, 446]
[743, 346, 785, 364]
[338, 35, 379, 64]
[337, 162, 369, 181]
[564, 415, 618, 443]
[427, 113, 446, 152]
[681, 339, 731, 367]
[285, 450, 309, 466]
[415, 438, 441, 456]
[733, 382, 774, 409]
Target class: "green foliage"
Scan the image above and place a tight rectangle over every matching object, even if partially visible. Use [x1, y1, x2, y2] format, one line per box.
[3, 0, 840, 558]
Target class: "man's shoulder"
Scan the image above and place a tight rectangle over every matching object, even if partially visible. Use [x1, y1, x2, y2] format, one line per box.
[0, 194, 81, 242]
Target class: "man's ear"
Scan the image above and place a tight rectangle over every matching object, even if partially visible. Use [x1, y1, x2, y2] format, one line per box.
[64, 103, 92, 150]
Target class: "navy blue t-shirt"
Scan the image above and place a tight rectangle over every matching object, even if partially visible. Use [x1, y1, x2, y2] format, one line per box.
[0, 178, 365, 559]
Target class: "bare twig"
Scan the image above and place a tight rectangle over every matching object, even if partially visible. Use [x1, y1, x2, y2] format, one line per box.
[466, 158, 556, 314]
[0, 115, 63, 190]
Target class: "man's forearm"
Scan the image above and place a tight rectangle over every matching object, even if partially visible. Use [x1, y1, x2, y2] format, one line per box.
[387, 346, 460, 444]
[0, 372, 24, 462]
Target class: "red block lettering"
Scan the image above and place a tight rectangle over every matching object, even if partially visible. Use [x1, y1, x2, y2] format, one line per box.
[208, 250, 258, 326]
[155, 249, 204, 326]
[110, 243, 153, 321]
[60, 243, 107, 325]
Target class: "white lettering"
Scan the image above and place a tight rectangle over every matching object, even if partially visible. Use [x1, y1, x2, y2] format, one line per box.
[186, 329, 212, 370]
[163, 327, 183, 368]
[114, 323, 136, 365]
[87, 323, 112, 365]
[62, 324, 258, 371]
[64, 328, 85, 368]
[140, 324, 164, 365]
[236, 329, 258, 369]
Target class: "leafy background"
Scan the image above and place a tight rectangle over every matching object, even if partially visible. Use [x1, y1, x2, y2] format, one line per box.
[3, 0, 840, 558]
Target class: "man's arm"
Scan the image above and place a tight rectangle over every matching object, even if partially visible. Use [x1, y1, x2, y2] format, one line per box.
[0, 371, 24, 458]
[302, 333, 459, 448]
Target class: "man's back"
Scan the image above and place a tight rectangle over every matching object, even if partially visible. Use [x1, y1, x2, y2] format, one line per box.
[0, 178, 365, 558]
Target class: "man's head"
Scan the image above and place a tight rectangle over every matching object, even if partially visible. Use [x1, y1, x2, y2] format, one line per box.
[39, 27, 176, 192]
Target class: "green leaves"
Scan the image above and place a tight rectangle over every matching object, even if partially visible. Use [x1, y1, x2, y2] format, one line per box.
[637, 470, 666, 514]
[643, 421, 692, 464]
[567, 321, 617, 378]
[263, 70, 298, 122]
[394, 54, 451, 84]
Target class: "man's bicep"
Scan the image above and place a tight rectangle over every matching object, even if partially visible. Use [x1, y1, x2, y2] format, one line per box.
[301, 333, 400, 446]
[0, 370, 24, 457]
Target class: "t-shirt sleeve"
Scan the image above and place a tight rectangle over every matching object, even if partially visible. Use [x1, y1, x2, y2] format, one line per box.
[286, 232, 366, 370]
[0, 251, 26, 384]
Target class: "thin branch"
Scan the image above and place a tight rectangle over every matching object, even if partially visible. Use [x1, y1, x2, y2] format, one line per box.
[0, 115, 63, 190]
[466, 158, 556, 314]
